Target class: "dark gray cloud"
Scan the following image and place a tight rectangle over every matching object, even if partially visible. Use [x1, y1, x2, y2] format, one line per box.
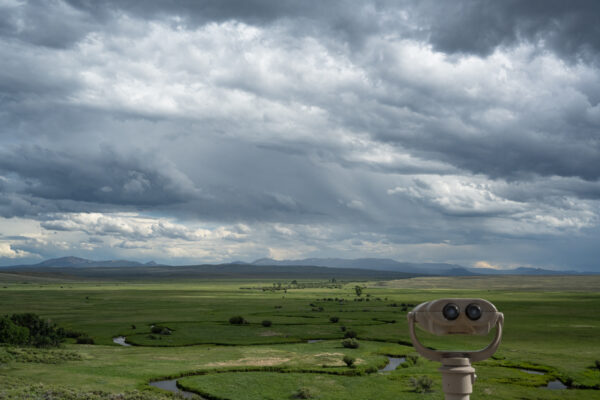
[7, 0, 600, 64]
[0, 0, 99, 48]
[0, 146, 196, 214]
[416, 0, 600, 61]
[58, 0, 600, 64]
[64, 0, 391, 39]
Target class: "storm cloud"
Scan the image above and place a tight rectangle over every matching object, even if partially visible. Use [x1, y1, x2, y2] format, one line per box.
[1, 0, 599, 270]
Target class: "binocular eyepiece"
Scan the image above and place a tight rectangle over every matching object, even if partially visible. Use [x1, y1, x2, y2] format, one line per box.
[442, 303, 482, 321]
[409, 298, 500, 336]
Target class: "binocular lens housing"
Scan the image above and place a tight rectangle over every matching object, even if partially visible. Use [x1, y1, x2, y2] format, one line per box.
[411, 298, 501, 336]
[442, 303, 460, 320]
[466, 303, 482, 320]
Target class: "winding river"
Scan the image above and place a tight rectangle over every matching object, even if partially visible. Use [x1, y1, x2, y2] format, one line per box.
[148, 355, 404, 398]
[115, 334, 567, 395]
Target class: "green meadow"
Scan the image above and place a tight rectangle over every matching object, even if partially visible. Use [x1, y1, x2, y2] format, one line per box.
[1, 274, 599, 399]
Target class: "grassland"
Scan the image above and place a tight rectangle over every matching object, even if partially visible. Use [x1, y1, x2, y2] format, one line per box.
[0, 273, 599, 399]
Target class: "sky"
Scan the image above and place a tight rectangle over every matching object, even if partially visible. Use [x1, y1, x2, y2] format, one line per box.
[1, 0, 600, 270]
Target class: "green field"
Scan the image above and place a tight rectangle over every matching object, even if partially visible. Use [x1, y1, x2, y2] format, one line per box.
[1, 273, 599, 399]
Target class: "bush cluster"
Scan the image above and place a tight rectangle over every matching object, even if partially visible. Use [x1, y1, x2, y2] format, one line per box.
[342, 338, 359, 349]
[64, 330, 84, 339]
[293, 387, 314, 399]
[401, 354, 420, 368]
[76, 337, 95, 345]
[1, 347, 83, 364]
[343, 330, 357, 339]
[410, 375, 434, 393]
[0, 313, 66, 347]
[229, 316, 248, 325]
[343, 355, 355, 367]
[318, 297, 345, 303]
[261, 320, 272, 327]
[329, 316, 339, 323]
[150, 326, 171, 335]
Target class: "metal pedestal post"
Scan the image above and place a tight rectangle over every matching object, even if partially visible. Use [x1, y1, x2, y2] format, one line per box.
[439, 357, 476, 400]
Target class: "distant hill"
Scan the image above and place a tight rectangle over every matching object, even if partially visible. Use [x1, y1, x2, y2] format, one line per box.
[0, 264, 420, 281]
[251, 257, 584, 276]
[5, 256, 164, 269]
[251, 257, 469, 275]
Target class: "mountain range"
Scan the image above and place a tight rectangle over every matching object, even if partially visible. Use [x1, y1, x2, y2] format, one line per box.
[249, 257, 579, 275]
[4, 256, 162, 269]
[0, 256, 585, 276]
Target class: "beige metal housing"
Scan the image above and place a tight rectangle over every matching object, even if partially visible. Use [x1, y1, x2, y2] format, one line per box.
[406, 298, 504, 400]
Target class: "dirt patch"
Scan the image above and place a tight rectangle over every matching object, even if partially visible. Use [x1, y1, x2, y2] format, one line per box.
[314, 352, 344, 358]
[205, 357, 291, 367]
[312, 352, 346, 366]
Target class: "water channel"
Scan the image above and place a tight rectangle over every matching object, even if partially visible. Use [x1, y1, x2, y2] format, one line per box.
[149, 379, 202, 399]
[520, 369, 567, 389]
[112, 336, 131, 346]
[378, 356, 406, 372]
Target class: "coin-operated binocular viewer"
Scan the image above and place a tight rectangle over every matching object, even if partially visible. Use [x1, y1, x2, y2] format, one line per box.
[407, 299, 504, 400]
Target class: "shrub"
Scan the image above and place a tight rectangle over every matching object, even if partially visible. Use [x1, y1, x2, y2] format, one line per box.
[342, 338, 359, 349]
[0, 316, 30, 345]
[76, 337, 94, 344]
[595, 360, 600, 370]
[6, 313, 65, 347]
[410, 376, 434, 393]
[340, 326, 346, 332]
[64, 330, 83, 339]
[131, 324, 136, 330]
[406, 354, 419, 366]
[343, 355, 355, 367]
[261, 320, 272, 327]
[151, 326, 171, 335]
[344, 330, 357, 339]
[564, 377, 573, 387]
[293, 387, 314, 399]
[229, 316, 247, 325]
[329, 316, 339, 323]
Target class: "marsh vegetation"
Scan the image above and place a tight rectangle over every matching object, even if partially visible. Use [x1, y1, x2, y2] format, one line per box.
[0, 275, 599, 399]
